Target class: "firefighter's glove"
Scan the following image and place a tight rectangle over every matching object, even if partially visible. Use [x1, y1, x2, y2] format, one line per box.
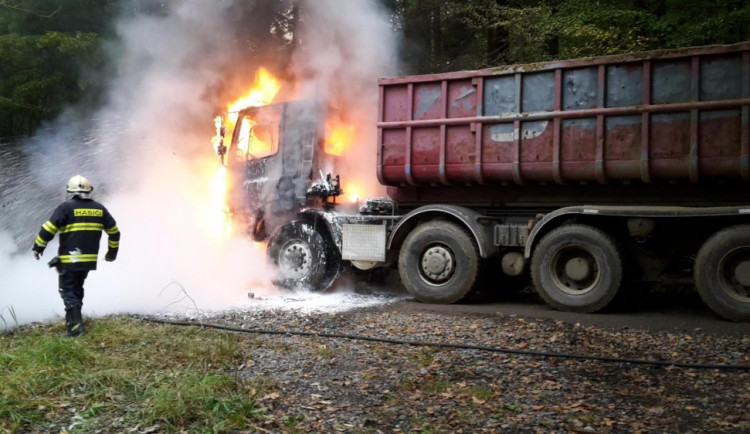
[32, 246, 43, 260]
[105, 251, 117, 262]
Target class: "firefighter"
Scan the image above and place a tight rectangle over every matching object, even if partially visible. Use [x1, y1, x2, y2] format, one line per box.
[32, 175, 120, 337]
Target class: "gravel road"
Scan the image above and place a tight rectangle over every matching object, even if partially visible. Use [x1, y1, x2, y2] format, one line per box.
[152, 282, 750, 433]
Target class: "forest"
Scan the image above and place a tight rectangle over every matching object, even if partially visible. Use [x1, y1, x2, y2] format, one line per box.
[1, 0, 748, 138]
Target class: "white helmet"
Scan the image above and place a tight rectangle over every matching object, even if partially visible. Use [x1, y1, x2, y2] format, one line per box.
[66, 175, 93, 198]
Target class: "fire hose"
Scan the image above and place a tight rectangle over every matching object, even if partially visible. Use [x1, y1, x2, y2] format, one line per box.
[135, 316, 750, 372]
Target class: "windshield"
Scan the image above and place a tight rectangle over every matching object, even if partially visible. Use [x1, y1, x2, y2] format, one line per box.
[234, 106, 281, 160]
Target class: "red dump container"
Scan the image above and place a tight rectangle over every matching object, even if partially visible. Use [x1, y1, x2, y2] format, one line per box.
[377, 43, 750, 188]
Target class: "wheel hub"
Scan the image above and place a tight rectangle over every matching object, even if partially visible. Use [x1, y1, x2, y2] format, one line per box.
[721, 248, 750, 302]
[733, 260, 750, 288]
[421, 246, 454, 283]
[564, 257, 591, 282]
[552, 247, 599, 295]
[278, 241, 312, 279]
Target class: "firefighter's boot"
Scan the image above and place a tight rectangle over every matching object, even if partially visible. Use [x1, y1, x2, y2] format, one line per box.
[67, 307, 84, 337]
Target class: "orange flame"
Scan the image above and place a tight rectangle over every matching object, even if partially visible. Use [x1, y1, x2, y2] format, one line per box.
[208, 165, 232, 238]
[223, 67, 282, 151]
[342, 181, 362, 204]
[228, 67, 281, 113]
[325, 121, 355, 156]
[209, 67, 281, 239]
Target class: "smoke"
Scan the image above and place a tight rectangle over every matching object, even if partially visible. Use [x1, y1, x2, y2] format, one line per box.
[0, 0, 400, 329]
[290, 0, 399, 203]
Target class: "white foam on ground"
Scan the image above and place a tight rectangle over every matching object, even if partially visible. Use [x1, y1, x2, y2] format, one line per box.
[157, 286, 409, 321]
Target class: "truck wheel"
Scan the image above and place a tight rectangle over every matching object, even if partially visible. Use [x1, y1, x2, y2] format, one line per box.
[531, 224, 623, 312]
[398, 221, 479, 303]
[268, 221, 337, 291]
[694, 225, 750, 321]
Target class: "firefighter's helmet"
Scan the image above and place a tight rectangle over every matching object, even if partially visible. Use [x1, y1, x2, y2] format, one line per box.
[66, 175, 93, 198]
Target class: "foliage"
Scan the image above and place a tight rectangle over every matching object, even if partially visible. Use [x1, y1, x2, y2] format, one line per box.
[0, 0, 117, 137]
[390, 0, 750, 72]
[0, 316, 271, 432]
[1, 0, 748, 137]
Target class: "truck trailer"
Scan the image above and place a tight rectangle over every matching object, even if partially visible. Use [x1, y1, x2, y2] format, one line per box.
[218, 43, 750, 321]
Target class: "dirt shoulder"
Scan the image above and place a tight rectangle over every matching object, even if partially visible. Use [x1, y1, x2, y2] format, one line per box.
[183, 296, 750, 433]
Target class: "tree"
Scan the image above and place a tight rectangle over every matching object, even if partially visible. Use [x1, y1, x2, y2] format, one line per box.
[0, 0, 119, 137]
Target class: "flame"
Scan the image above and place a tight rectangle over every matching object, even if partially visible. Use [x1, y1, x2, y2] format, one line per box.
[208, 165, 232, 238]
[228, 67, 281, 114]
[222, 67, 282, 152]
[343, 181, 361, 204]
[209, 67, 282, 239]
[325, 121, 355, 156]
[236, 117, 275, 157]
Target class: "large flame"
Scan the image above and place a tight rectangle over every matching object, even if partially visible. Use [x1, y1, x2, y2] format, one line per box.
[222, 67, 282, 151]
[208, 165, 232, 238]
[209, 67, 281, 239]
[228, 67, 281, 114]
[325, 120, 355, 156]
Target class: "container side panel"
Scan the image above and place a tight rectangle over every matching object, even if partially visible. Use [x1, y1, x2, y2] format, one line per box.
[701, 55, 742, 101]
[561, 118, 597, 180]
[699, 109, 742, 178]
[483, 76, 517, 116]
[379, 43, 750, 189]
[481, 123, 515, 182]
[522, 72, 555, 112]
[606, 64, 642, 107]
[520, 120, 554, 181]
[413, 82, 443, 120]
[652, 60, 691, 104]
[650, 112, 691, 179]
[383, 84, 409, 122]
[445, 125, 477, 184]
[411, 127, 440, 183]
[381, 128, 406, 184]
[446, 125, 476, 164]
[605, 116, 642, 180]
[447, 79, 478, 118]
[563, 68, 598, 110]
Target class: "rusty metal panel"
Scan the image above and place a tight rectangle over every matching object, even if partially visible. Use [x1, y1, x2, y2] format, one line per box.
[447, 79, 477, 118]
[522, 72, 555, 113]
[606, 64, 642, 107]
[378, 43, 750, 189]
[413, 82, 443, 120]
[563, 68, 598, 110]
[484, 76, 517, 116]
[382, 84, 408, 122]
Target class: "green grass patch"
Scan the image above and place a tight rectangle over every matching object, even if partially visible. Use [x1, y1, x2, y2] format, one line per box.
[469, 385, 493, 401]
[421, 380, 450, 395]
[0, 316, 271, 433]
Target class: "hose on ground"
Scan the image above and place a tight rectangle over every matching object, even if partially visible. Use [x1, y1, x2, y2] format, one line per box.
[136, 316, 750, 371]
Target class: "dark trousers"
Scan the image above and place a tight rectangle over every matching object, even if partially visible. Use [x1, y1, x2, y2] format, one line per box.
[59, 269, 89, 310]
[59, 269, 89, 333]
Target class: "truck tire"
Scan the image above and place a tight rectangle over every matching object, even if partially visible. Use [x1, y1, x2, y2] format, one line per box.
[398, 220, 480, 303]
[694, 225, 750, 321]
[268, 221, 336, 291]
[531, 224, 623, 313]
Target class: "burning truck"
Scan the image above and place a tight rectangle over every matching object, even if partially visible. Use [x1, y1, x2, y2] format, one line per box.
[215, 43, 750, 321]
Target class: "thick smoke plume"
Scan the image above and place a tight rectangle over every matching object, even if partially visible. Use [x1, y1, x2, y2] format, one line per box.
[0, 0, 398, 328]
[291, 0, 398, 203]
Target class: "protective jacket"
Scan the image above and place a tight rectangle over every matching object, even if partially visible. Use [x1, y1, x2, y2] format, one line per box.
[33, 197, 120, 271]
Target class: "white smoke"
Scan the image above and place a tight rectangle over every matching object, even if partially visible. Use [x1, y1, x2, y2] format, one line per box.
[291, 0, 399, 200]
[0, 0, 400, 329]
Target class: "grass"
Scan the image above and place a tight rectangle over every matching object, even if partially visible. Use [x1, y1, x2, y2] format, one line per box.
[0, 305, 18, 331]
[0, 316, 272, 433]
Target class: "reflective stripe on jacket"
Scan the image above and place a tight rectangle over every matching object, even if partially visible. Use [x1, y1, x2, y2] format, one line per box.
[34, 197, 120, 271]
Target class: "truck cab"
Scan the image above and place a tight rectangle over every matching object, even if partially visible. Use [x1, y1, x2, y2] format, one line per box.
[222, 100, 340, 237]
[217, 100, 344, 289]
